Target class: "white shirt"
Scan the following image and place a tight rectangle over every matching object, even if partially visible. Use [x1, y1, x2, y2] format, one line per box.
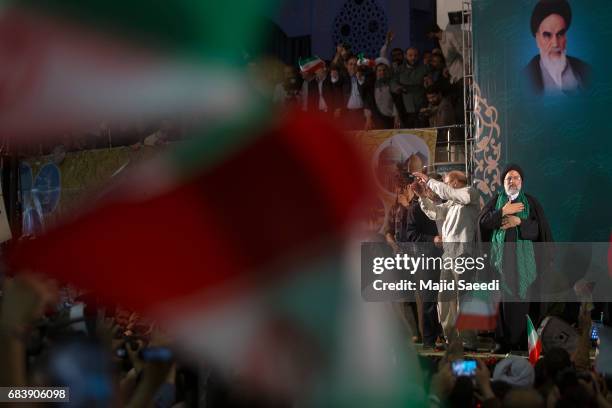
[420, 179, 480, 257]
[347, 76, 364, 110]
[374, 84, 396, 117]
[508, 192, 519, 201]
[317, 79, 328, 112]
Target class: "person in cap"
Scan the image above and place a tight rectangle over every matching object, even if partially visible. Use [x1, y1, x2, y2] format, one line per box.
[524, 0, 590, 95]
[478, 164, 553, 353]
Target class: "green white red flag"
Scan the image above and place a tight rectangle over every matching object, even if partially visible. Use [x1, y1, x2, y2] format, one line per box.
[456, 290, 499, 331]
[1, 0, 430, 404]
[527, 314, 542, 365]
[299, 56, 325, 75]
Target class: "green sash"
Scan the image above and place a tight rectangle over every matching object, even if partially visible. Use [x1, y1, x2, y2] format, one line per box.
[490, 191, 537, 299]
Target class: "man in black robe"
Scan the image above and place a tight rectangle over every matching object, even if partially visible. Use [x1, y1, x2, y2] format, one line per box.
[478, 164, 553, 352]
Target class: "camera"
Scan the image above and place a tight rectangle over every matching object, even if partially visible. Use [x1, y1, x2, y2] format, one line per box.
[395, 162, 415, 189]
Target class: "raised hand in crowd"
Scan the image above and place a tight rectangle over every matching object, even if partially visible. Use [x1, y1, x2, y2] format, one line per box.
[580, 372, 612, 408]
[385, 30, 395, 45]
[430, 358, 455, 407]
[96, 314, 123, 353]
[124, 325, 176, 408]
[1, 274, 58, 331]
[0, 274, 58, 387]
[332, 44, 344, 66]
[474, 359, 496, 402]
[573, 302, 593, 371]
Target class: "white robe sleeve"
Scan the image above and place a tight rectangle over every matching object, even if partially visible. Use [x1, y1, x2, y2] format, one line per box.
[427, 179, 477, 205]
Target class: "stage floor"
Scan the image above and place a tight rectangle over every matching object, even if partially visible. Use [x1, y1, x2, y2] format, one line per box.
[413, 343, 596, 360]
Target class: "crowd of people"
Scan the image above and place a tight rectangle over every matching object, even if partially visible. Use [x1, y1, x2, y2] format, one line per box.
[27, 25, 463, 158]
[1, 261, 608, 407]
[425, 343, 612, 408]
[272, 26, 464, 131]
[0, 274, 295, 407]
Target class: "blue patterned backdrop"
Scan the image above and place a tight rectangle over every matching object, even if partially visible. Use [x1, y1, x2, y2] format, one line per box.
[332, 0, 388, 57]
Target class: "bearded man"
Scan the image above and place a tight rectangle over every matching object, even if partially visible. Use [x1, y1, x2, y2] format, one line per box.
[524, 0, 590, 95]
[478, 164, 553, 353]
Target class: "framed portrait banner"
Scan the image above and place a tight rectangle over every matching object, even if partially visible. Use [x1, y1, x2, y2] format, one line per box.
[352, 128, 437, 235]
[472, 0, 612, 241]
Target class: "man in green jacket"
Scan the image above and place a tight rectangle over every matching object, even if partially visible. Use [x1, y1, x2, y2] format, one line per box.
[391, 47, 429, 128]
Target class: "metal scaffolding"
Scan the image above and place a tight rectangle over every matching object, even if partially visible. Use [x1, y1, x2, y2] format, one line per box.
[462, 0, 476, 182]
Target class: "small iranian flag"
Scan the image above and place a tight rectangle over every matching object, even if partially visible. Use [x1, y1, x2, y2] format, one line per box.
[299, 56, 325, 75]
[527, 314, 542, 365]
[356, 53, 376, 68]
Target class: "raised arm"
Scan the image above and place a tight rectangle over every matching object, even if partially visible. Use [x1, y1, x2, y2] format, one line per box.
[419, 197, 447, 221]
[380, 30, 394, 59]
[426, 178, 476, 205]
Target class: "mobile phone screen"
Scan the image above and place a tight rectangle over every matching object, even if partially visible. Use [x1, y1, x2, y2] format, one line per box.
[591, 323, 601, 341]
[139, 347, 173, 362]
[452, 359, 477, 377]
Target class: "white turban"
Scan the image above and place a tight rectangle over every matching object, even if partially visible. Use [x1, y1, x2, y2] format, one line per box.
[492, 356, 535, 388]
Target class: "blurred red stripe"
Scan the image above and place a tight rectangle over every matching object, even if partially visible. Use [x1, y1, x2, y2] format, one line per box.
[7, 110, 371, 312]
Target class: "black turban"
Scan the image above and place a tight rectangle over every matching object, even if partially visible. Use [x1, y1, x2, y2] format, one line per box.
[501, 164, 524, 183]
[530, 0, 572, 36]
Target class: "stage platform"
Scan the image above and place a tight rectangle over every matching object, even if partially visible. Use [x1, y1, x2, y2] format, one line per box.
[413, 343, 596, 361]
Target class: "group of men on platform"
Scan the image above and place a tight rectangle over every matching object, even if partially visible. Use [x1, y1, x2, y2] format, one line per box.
[384, 164, 553, 352]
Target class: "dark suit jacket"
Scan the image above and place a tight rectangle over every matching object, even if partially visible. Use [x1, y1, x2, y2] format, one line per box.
[307, 77, 335, 113]
[359, 79, 399, 124]
[524, 55, 591, 95]
[335, 73, 371, 112]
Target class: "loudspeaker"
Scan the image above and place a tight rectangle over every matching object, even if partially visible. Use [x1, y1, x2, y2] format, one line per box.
[538, 316, 579, 354]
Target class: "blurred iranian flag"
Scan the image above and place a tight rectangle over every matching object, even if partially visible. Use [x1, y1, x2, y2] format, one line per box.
[2, 0, 427, 405]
